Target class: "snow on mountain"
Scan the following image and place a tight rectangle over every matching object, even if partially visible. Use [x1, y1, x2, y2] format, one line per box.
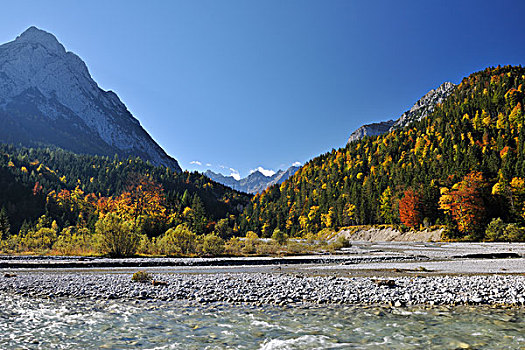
[347, 82, 456, 144]
[0, 26, 181, 171]
[205, 166, 300, 194]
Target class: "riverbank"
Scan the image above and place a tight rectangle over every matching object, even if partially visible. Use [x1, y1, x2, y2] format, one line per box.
[336, 226, 443, 242]
[1, 242, 524, 307]
[1, 271, 524, 307]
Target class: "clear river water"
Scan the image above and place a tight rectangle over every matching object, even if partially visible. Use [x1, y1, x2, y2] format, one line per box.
[0, 293, 523, 349]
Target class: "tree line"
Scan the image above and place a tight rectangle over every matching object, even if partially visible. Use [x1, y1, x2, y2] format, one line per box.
[0, 145, 252, 255]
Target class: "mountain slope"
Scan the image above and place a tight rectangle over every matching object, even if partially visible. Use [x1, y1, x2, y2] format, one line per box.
[0, 143, 250, 234]
[205, 166, 300, 194]
[347, 82, 455, 144]
[240, 66, 525, 239]
[0, 26, 181, 171]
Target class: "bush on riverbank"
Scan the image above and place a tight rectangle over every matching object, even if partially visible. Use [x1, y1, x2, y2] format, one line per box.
[131, 271, 152, 283]
[0, 222, 341, 257]
[95, 213, 142, 258]
[485, 218, 525, 242]
[202, 233, 225, 256]
[156, 224, 197, 256]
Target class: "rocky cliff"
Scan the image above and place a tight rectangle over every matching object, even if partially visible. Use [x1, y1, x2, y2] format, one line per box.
[347, 82, 455, 144]
[0, 27, 181, 171]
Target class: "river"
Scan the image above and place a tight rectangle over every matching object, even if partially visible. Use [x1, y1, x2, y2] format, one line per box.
[1, 293, 523, 349]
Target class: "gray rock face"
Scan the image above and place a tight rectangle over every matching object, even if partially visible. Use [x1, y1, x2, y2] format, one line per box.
[347, 82, 455, 144]
[0, 26, 181, 172]
[390, 81, 456, 130]
[346, 120, 396, 144]
[205, 166, 300, 194]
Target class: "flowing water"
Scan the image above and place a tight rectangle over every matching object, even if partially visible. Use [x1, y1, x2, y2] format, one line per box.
[0, 293, 523, 349]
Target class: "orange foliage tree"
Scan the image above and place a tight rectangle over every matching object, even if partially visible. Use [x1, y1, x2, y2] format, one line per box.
[96, 175, 170, 235]
[48, 175, 172, 236]
[399, 189, 422, 228]
[439, 171, 486, 237]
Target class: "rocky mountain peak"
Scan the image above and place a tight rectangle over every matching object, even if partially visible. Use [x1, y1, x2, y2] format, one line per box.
[346, 120, 396, 144]
[205, 166, 300, 194]
[390, 81, 455, 130]
[0, 27, 181, 172]
[347, 81, 456, 144]
[15, 26, 66, 55]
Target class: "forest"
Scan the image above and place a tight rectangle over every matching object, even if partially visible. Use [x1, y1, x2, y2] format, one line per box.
[1, 65, 525, 257]
[239, 65, 525, 242]
[0, 145, 253, 255]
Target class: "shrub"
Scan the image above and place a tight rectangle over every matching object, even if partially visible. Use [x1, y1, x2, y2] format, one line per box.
[243, 231, 259, 254]
[316, 228, 336, 240]
[214, 218, 233, 238]
[225, 237, 243, 255]
[503, 224, 525, 242]
[305, 232, 317, 244]
[272, 229, 288, 246]
[131, 271, 152, 283]
[157, 224, 197, 256]
[326, 235, 351, 252]
[337, 235, 351, 248]
[202, 233, 225, 256]
[255, 241, 280, 256]
[485, 218, 508, 241]
[52, 227, 98, 256]
[95, 212, 140, 257]
[485, 218, 525, 242]
[21, 227, 57, 252]
[136, 234, 155, 255]
[286, 241, 308, 254]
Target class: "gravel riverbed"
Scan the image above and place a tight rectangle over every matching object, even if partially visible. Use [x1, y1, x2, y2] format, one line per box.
[1, 272, 524, 307]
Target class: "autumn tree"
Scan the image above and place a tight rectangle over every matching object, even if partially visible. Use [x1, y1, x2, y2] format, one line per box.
[95, 176, 169, 236]
[343, 203, 356, 226]
[379, 187, 396, 224]
[320, 207, 335, 228]
[492, 176, 525, 221]
[398, 189, 423, 228]
[214, 218, 233, 238]
[243, 231, 259, 254]
[439, 172, 486, 238]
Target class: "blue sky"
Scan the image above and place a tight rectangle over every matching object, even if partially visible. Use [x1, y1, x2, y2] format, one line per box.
[1, 1, 525, 178]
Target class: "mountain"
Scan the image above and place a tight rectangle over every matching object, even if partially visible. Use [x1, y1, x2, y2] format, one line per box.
[240, 66, 525, 240]
[204, 171, 240, 191]
[205, 166, 300, 194]
[267, 166, 301, 188]
[389, 81, 456, 130]
[0, 26, 181, 171]
[347, 82, 455, 144]
[346, 120, 395, 144]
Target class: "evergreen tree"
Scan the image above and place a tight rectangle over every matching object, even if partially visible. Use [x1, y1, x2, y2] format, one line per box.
[0, 207, 10, 239]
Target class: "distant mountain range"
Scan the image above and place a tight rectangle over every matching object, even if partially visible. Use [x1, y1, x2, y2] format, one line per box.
[347, 82, 455, 144]
[205, 166, 300, 194]
[0, 26, 181, 171]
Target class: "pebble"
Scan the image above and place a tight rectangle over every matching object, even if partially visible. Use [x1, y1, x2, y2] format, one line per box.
[0, 272, 523, 307]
